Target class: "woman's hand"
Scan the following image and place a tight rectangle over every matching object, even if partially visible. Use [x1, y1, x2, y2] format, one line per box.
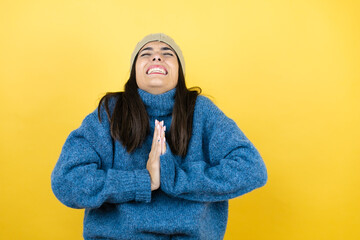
[146, 119, 166, 191]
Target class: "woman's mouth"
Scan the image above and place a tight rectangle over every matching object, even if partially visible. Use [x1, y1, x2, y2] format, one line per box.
[146, 65, 168, 75]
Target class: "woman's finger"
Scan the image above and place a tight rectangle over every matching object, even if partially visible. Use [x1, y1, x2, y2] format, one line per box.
[162, 138, 166, 155]
[161, 125, 166, 155]
[151, 119, 159, 150]
[156, 124, 162, 158]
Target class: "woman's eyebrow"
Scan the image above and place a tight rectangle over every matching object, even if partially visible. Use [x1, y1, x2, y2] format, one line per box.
[160, 47, 174, 52]
[140, 47, 153, 52]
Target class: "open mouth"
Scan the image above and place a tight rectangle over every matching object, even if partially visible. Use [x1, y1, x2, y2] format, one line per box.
[146, 66, 168, 75]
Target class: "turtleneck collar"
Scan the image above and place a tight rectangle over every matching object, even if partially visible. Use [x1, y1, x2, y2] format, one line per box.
[137, 88, 176, 117]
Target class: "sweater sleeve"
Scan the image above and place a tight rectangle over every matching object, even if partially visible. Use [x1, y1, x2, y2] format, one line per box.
[159, 96, 267, 202]
[51, 104, 151, 209]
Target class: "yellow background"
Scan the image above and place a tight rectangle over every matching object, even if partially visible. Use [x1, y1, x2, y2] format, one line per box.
[1, 0, 359, 239]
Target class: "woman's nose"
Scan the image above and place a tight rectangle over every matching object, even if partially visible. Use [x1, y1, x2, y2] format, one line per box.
[152, 53, 162, 62]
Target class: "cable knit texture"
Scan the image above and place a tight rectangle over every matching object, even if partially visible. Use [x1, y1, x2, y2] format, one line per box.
[51, 88, 268, 240]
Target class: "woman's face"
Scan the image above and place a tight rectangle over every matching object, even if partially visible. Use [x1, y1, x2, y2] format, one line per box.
[135, 41, 179, 95]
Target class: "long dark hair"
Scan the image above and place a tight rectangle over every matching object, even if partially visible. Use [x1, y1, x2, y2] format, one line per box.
[98, 55, 201, 157]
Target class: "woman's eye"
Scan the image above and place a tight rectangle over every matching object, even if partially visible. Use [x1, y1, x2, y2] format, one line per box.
[140, 53, 150, 57]
[164, 53, 174, 56]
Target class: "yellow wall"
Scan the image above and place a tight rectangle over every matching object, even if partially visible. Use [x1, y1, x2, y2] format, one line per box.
[1, 0, 359, 239]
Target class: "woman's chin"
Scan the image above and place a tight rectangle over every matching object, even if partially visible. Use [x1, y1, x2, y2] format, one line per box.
[147, 78, 166, 87]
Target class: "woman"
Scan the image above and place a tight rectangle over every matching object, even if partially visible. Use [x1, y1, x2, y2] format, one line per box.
[51, 33, 268, 240]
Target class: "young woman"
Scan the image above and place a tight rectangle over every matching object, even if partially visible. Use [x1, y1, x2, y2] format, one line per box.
[51, 33, 268, 240]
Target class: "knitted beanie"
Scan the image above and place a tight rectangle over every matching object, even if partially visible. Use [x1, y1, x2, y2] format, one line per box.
[130, 33, 185, 75]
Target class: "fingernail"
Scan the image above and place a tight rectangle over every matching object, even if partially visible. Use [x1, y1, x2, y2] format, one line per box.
[161, 120, 164, 126]
[155, 119, 158, 126]
[164, 126, 166, 132]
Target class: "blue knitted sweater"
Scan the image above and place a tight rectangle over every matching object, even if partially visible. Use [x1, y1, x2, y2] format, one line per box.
[51, 88, 268, 240]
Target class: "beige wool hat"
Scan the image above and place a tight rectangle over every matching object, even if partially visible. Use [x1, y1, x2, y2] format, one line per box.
[130, 33, 186, 75]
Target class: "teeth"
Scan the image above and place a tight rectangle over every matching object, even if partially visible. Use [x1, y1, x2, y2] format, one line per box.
[148, 67, 166, 74]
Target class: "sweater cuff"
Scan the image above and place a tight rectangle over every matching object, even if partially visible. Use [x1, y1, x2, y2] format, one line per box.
[134, 169, 152, 203]
[159, 148, 175, 194]
[105, 169, 136, 202]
